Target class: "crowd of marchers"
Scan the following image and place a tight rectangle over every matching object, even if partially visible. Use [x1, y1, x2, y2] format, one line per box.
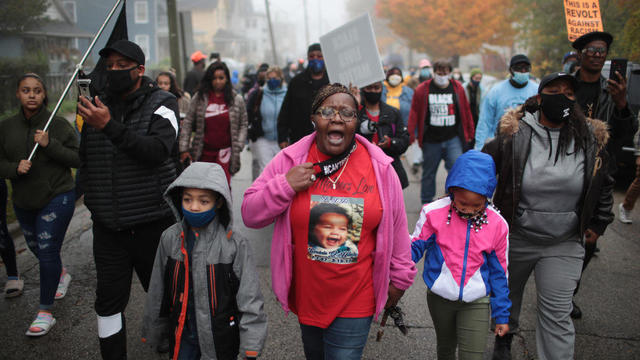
[1, 30, 639, 360]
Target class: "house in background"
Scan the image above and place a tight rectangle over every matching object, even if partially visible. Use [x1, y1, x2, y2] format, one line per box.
[0, 0, 92, 92]
[73, 0, 169, 67]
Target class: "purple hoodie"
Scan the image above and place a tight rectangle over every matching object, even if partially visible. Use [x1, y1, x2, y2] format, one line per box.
[241, 133, 417, 319]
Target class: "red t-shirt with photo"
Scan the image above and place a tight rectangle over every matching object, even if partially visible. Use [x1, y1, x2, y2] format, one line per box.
[289, 140, 382, 328]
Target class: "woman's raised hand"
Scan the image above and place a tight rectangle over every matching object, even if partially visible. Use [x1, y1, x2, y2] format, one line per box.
[286, 162, 316, 192]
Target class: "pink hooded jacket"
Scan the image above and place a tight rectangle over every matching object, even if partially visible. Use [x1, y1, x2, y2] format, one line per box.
[241, 133, 417, 319]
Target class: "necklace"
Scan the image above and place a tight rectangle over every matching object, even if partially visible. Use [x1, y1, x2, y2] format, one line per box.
[327, 156, 349, 189]
[314, 143, 356, 189]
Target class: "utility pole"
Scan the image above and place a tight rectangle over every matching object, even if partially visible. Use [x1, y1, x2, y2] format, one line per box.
[264, 0, 278, 65]
[303, 0, 309, 46]
[167, 0, 182, 83]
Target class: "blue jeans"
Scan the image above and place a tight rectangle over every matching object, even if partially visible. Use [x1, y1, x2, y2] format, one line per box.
[420, 137, 463, 204]
[177, 312, 201, 359]
[13, 190, 75, 308]
[300, 316, 373, 360]
[0, 180, 18, 278]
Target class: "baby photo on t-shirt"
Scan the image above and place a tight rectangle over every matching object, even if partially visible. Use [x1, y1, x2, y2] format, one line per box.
[307, 195, 364, 264]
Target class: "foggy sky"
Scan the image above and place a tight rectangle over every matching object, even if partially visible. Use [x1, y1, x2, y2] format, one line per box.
[252, 0, 353, 58]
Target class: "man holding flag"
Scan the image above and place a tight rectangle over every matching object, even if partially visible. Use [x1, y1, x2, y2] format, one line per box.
[77, 39, 179, 359]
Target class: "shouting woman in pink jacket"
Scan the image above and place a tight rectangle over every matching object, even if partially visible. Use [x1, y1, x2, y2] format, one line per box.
[242, 83, 416, 359]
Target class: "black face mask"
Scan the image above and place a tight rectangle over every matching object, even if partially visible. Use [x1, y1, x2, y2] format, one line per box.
[106, 66, 138, 95]
[362, 90, 381, 104]
[257, 77, 266, 86]
[540, 93, 575, 124]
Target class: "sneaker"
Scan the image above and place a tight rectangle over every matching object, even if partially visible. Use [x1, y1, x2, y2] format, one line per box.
[618, 203, 633, 224]
[55, 272, 72, 300]
[4, 278, 24, 298]
[26, 311, 56, 337]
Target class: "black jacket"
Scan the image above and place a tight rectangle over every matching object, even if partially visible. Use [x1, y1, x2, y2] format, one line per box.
[246, 88, 263, 141]
[79, 77, 180, 230]
[357, 102, 410, 188]
[277, 69, 329, 145]
[482, 107, 614, 237]
[574, 70, 638, 170]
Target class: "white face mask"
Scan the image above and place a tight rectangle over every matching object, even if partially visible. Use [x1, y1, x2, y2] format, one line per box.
[388, 74, 402, 87]
[434, 74, 450, 87]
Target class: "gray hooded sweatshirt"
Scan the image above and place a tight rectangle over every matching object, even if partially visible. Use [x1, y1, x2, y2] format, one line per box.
[142, 162, 267, 359]
[512, 111, 585, 244]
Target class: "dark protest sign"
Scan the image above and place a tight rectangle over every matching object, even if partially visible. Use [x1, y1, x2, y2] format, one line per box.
[564, 0, 603, 41]
[320, 13, 385, 88]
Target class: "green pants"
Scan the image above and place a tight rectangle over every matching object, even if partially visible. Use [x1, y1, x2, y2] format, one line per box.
[427, 290, 490, 360]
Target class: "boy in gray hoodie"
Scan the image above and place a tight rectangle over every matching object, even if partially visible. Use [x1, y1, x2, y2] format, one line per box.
[142, 162, 266, 359]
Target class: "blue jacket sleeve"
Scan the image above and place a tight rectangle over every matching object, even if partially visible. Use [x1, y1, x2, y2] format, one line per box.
[474, 89, 497, 151]
[487, 226, 510, 324]
[410, 208, 434, 263]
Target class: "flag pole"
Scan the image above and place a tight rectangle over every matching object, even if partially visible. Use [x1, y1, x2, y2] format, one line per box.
[28, 0, 126, 161]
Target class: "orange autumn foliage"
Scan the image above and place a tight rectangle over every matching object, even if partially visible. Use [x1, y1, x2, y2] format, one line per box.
[376, 0, 516, 58]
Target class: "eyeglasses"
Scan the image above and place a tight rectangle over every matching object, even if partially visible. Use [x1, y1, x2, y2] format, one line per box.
[582, 47, 607, 56]
[315, 107, 357, 122]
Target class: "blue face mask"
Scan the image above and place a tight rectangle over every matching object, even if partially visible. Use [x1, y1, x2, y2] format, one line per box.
[512, 72, 530, 85]
[309, 59, 325, 74]
[266, 78, 281, 90]
[420, 68, 431, 79]
[182, 206, 217, 228]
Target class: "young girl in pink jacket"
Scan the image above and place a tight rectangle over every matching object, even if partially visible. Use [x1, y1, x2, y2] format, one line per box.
[410, 150, 510, 359]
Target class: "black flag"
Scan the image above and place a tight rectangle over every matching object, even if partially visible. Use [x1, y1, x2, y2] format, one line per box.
[87, 0, 128, 97]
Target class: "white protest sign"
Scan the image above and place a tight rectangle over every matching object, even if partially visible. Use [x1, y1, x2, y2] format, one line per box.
[320, 13, 385, 89]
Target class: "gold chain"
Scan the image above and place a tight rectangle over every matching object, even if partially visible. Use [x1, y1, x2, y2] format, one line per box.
[327, 156, 349, 189]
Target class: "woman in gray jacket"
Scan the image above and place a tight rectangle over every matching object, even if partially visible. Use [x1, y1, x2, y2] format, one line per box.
[142, 162, 266, 359]
[484, 73, 614, 360]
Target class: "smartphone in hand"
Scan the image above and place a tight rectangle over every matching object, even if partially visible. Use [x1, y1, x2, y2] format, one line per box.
[77, 78, 92, 101]
[609, 58, 628, 82]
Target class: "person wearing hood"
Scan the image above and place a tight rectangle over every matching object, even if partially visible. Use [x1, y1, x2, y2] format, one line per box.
[247, 66, 288, 180]
[357, 81, 410, 189]
[77, 39, 180, 359]
[277, 43, 330, 148]
[179, 61, 248, 184]
[142, 162, 267, 360]
[1, 73, 80, 337]
[382, 67, 415, 126]
[482, 73, 614, 360]
[243, 84, 416, 359]
[411, 150, 510, 359]
[474, 54, 538, 151]
[408, 59, 475, 205]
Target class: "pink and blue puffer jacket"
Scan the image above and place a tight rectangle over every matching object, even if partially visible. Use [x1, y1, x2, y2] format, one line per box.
[410, 150, 511, 324]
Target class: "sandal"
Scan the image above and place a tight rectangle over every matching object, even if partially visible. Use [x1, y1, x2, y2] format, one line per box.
[25, 311, 56, 337]
[4, 279, 24, 298]
[55, 272, 72, 300]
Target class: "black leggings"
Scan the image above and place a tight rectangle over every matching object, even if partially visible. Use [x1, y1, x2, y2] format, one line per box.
[0, 180, 18, 278]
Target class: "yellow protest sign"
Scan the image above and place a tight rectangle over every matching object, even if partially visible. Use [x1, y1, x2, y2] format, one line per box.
[564, 0, 604, 41]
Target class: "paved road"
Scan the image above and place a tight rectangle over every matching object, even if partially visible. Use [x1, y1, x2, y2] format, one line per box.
[1, 148, 639, 359]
